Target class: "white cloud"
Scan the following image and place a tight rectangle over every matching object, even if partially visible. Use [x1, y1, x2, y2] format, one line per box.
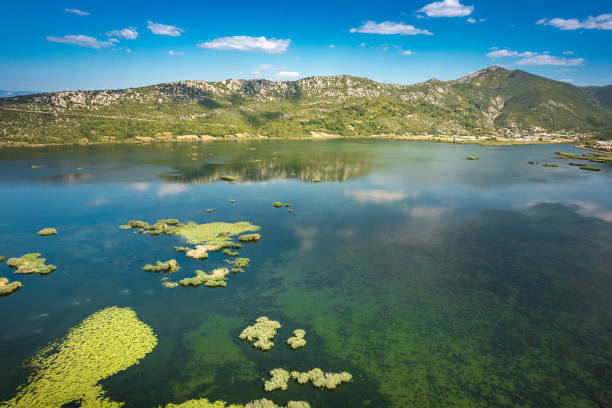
[106, 27, 138, 40]
[537, 14, 612, 30]
[273, 71, 300, 79]
[253, 64, 278, 75]
[360, 42, 366, 47]
[197, 36, 290, 53]
[399, 50, 414, 55]
[147, 21, 183, 36]
[410, 206, 449, 218]
[486, 49, 537, 58]
[157, 184, 188, 197]
[517, 54, 584, 66]
[467, 18, 476, 23]
[46, 35, 116, 49]
[560, 78, 574, 83]
[350, 21, 433, 35]
[168, 50, 184, 55]
[345, 189, 419, 203]
[418, 0, 474, 17]
[65, 8, 89, 16]
[329, 44, 335, 48]
[562, 50, 575, 55]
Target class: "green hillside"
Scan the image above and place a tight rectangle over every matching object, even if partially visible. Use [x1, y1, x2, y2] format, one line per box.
[1, 66, 610, 144]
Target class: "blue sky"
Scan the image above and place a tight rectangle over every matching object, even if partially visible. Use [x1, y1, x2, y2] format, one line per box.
[2, 0, 611, 91]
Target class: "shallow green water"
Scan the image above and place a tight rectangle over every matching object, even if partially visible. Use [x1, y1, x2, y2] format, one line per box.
[0, 140, 611, 407]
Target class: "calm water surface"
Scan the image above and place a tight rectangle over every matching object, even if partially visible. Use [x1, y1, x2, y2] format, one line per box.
[0, 140, 611, 407]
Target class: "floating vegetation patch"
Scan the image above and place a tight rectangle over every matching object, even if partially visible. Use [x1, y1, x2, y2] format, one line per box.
[239, 316, 282, 351]
[0, 306, 157, 407]
[245, 400, 310, 408]
[466, 156, 479, 160]
[6, 253, 56, 275]
[311, 178, 321, 183]
[264, 369, 290, 392]
[542, 163, 559, 167]
[221, 175, 237, 182]
[568, 162, 586, 167]
[273, 202, 283, 208]
[206, 209, 214, 213]
[163, 398, 242, 408]
[290, 368, 352, 390]
[238, 233, 261, 242]
[287, 329, 306, 350]
[231, 243, 242, 250]
[229, 199, 236, 203]
[119, 219, 184, 235]
[228, 257, 250, 273]
[284, 203, 291, 208]
[0, 256, 4, 262]
[176, 222, 260, 245]
[580, 165, 601, 171]
[555, 151, 612, 164]
[161, 277, 179, 289]
[174, 246, 192, 253]
[37, 228, 57, 236]
[288, 209, 295, 213]
[223, 249, 239, 257]
[0, 277, 22, 297]
[143, 259, 180, 273]
[186, 245, 220, 260]
[179, 268, 229, 288]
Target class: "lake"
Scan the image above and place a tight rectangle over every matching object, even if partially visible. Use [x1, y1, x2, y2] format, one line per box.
[0, 140, 611, 407]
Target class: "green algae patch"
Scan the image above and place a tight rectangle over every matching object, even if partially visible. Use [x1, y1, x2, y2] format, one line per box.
[466, 156, 479, 160]
[37, 228, 57, 236]
[239, 316, 281, 351]
[176, 222, 260, 245]
[6, 253, 56, 275]
[143, 259, 180, 273]
[0, 277, 22, 297]
[246, 400, 309, 408]
[238, 233, 261, 242]
[163, 398, 243, 408]
[273, 202, 283, 208]
[290, 368, 352, 390]
[264, 368, 290, 392]
[179, 268, 229, 288]
[287, 329, 306, 350]
[580, 165, 601, 171]
[1, 306, 157, 408]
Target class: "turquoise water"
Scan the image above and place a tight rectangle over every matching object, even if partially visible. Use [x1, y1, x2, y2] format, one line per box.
[0, 140, 611, 407]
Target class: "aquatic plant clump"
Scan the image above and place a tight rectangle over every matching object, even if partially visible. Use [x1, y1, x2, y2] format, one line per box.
[568, 162, 586, 167]
[290, 368, 352, 390]
[176, 222, 260, 245]
[0, 277, 22, 297]
[6, 253, 56, 275]
[143, 259, 180, 273]
[542, 163, 559, 167]
[164, 398, 243, 408]
[223, 249, 239, 257]
[466, 156, 479, 160]
[37, 228, 57, 236]
[264, 368, 290, 392]
[238, 233, 261, 242]
[119, 219, 183, 236]
[287, 329, 306, 350]
[0, 306, 157, 407]
[161, 277, 179, 289]
[273, 202, 283, 208]
[239, 316, 281, 351]
[175, 246, 192, 253]
[245, 399, 310, 408]
[580, 165, 601, 171]
[221, 175, 237, 182]
[179, 268, 229, 288]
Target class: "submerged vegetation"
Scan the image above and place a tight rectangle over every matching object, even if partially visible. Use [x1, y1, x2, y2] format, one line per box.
[290, 369, 352, 390]
[37, 228, 57, 236]
[0, 277, 22, 297]
[239, 316, 282, 351]
[143, 259, 180, 273]
[287, 329, 307, 350]
[179, 268, 229, 288]
[6, 253, 56, 275]
[0, 307, 157, 407]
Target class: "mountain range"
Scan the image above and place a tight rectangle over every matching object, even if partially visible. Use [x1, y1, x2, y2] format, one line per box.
[1, 66, 611, 144]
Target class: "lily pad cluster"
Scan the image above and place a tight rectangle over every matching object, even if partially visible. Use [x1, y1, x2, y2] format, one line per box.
[143, 259, 180, 273]
[239, 316, 282, 351]
[6, 253, 56, 275]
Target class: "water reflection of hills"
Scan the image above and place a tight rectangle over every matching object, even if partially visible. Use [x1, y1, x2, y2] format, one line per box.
[160, 152, 376, 184]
